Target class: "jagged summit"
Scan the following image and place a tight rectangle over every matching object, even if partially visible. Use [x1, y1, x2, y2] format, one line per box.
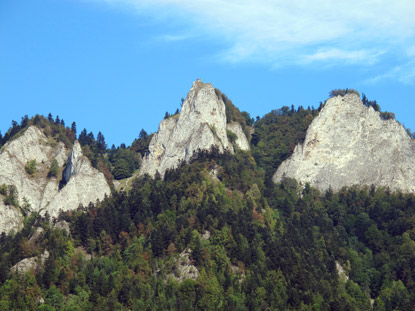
[0, 125, 110, 233]
[140, 79, 249, 178]
[273, 93, 415, 193]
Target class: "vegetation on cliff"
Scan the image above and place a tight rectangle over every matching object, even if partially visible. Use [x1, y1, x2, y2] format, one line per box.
[0, 94, 413, 310]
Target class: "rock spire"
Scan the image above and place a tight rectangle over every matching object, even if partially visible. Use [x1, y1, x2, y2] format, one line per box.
[140, 79, 249, 177]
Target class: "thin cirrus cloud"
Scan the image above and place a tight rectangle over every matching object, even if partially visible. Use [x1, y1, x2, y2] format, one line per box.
[95, 0, 414, 82]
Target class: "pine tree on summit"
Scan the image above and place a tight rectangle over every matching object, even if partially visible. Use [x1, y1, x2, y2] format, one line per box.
[78, 129, 88, 145]
[71, 122, 77, 138]
[97, 132, 107, 152]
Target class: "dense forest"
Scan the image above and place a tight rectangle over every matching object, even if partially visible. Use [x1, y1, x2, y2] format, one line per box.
[0, 95, 414, 310]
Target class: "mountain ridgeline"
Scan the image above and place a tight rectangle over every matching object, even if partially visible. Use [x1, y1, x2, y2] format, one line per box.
[0, 82, 414, 310]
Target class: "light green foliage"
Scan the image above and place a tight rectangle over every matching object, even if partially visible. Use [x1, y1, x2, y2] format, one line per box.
[329, 88, 360, 97]
[25, 159, 37, 175]
[251, 106, 318, 181]
[226, 129, 237, 145]
[48, 159, 59, 178]
[0, 184, 7, 196]
[0, 104, 414, 310]
[195, 269, 222, 311]
[110, 147, 139, 180]
[3, 184, 19, 206]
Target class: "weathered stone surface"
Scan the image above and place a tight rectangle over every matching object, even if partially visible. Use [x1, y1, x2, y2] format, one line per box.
[227, 122, 250, 151]
[0, 126, 58, 212]
[63, 140, 83, 183]
[0, 126, 111, 232]
[0, 201, 23, 234]
[46, 146, 111, 217]
[336, 261, 349, 282]
[11, 250, 50, 274]
[273, 94, 415, 193]
[140, 79, 249, 177]
[169, 248, 199, 283]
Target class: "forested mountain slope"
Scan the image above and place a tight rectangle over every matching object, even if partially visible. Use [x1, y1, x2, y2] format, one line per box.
[0, 87, 413, 310]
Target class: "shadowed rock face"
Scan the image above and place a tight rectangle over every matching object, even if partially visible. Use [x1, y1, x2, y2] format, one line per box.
[273, 93, 415, 193]
[0, 126, 110, 233]
[140, 79, 249, 178]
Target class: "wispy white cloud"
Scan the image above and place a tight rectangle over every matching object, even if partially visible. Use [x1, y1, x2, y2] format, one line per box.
[156, 34, 192, 42]
[301, 48, 385, 66]
[89, 0, 415, 82]
[366, 59, 415, 85]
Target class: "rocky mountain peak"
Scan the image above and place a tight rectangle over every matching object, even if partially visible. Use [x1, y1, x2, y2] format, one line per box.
[273, 93, 415, 193]
[0, 126, 110, 233]
[140, 79, 249, 178]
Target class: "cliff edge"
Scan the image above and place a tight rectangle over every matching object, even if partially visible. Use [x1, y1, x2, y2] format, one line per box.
[273, 93, 415, 193]
[0, 126, 111, 233]
[140, 79, 249, 177]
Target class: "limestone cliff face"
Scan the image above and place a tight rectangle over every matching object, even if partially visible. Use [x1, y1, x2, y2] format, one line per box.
[0, 126, 110, 233]
[46, 140, 111, 218]
[227, 122, 250, 151]
[140, 79, 249, 177]
[273, 94, 415, 193]
[0, 201, 23, 234]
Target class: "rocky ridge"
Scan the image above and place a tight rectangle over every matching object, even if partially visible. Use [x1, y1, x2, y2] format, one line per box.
[273, 93, 415, 193]
[0, 126, 110, 233]
[140, 79, 249, 177]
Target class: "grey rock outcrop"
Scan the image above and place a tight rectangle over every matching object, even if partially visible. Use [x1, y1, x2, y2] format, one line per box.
[140, 79, 249, 177]
[273, 94, 415, 193]
[46, 140, 110, 218]
[227, 122, 250, 151]
[63, 140, 83, 183]
[0, 201, 23, 234]
[169, 248, 199, 283]
[0, 126, 110, 233]
[11, 250, 50, 275]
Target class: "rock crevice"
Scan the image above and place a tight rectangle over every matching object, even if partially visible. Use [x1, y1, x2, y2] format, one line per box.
[0, 126, 111, 233]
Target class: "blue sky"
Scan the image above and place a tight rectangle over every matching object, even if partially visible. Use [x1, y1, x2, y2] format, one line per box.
[1, 0, 414, 146]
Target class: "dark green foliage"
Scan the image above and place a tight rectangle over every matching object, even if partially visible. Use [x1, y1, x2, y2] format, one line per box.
[251, 106, 318, 182]
[25, 160, 37, 176]
[226, 129, 237, 145]
[0, 114, 76, 149]
[77, 128, 112, 181]
[0, 153, 414, 309]
[215, 89, 251, 138]
[0, 120, 21, 147]
[48, 159, 59, 178]
[97, 131, 107, 152]
[0, 184, 7, 196]
[71, 121, 77, 138]
[131, 129, 153, 157]
[1, 184, 19, 207]
[241, 111, 254, 126]
[109, 147, 139, 180]
[0, 96, 414, 310]
[362, 93, 395, 120]
[329, 88, 360, 97]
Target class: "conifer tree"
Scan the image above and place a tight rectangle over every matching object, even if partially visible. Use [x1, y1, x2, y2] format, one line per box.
[97, 132, 106, 152]
[71, 122, 77, 138]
